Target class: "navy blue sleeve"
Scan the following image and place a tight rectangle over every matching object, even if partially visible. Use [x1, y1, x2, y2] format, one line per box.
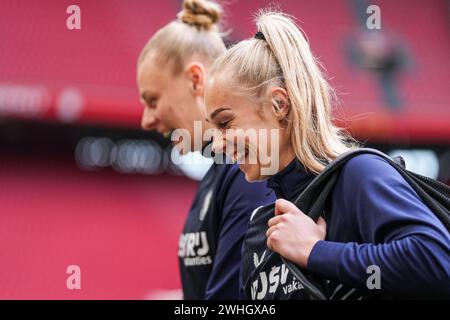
[204, 165, 275, 299]
[307, 154, 450, 297]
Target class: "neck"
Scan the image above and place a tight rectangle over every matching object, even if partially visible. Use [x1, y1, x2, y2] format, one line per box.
[277, 146, 296, 173]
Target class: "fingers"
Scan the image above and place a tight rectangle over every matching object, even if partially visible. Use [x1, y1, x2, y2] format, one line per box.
[268, 215, 282, 228]
[269, 206, 326, 235]
[266, 225, 276, 238]
[274, 198, 299, 216]
[266, 226, 279, 251]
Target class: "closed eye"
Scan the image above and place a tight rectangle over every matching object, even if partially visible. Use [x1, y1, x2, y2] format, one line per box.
[140, 91, 158, 108]
[145, 97, 157, 107]
[218, 120, 231, 130]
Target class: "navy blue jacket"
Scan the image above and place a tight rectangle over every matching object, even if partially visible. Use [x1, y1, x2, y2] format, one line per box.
[306, 153, 450, 297]
[241, 153, 449, 299]
[260, 153, 450, 298]
[178, 162, 275, 299]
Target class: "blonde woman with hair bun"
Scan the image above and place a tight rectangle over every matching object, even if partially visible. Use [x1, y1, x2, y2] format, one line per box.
[136, 0, 275, 299]
[205, 10, 450, 299]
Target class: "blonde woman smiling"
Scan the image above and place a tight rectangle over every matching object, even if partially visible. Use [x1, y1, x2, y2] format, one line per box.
[205, 10, 450, 299]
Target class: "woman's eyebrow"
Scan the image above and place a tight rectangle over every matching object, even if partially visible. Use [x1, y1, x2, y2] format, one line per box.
[208, 107, 231, 122]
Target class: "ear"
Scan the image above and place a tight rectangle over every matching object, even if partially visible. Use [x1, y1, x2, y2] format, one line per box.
[184, 62, 206, 97]
[270, 87, 290, 121]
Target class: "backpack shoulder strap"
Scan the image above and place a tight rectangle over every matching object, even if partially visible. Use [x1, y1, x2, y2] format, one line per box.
[293, 148, 397, 221]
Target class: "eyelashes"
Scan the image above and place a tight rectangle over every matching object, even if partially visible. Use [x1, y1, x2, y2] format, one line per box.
[144, 97, 157, 108]
[218, 120, 231, 130]
[216, 116, 235, 130]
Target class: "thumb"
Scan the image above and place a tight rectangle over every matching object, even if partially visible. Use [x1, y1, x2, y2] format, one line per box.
[317, 216, 327, 230]
[274, 198, 299, 216]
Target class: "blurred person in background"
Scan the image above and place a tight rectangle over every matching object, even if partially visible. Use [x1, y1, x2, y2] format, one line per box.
[205, 10, 450, 299]
[136, 0, 275, 299]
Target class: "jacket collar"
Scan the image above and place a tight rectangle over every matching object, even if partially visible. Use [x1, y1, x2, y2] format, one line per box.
[266, 158, 316, 201]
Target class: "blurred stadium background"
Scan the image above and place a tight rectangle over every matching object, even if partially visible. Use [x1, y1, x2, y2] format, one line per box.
[0, 0, 448, 299]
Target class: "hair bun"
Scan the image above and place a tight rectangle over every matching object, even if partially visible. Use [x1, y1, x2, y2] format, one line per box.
[177, 0, 222, 30]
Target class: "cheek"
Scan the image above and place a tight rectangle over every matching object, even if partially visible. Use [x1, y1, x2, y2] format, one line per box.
[221, 134, 235, 158]
[246, 125, 272, 161]
[247, 137, 259, 162]
[260, 123, 283, 157]
[155, 100, 172, 121]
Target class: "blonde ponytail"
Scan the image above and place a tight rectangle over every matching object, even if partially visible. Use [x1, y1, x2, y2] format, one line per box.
[211, 10, 357, 174]
[138, 0, 226, 74]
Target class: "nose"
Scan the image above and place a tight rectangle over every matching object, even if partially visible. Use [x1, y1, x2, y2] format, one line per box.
[141, 107, 157, 131]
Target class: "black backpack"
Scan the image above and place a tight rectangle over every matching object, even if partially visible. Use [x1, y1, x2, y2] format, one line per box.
[282, 148, 450, 299]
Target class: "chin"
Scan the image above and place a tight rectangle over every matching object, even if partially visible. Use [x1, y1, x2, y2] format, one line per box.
[241, 164, 263, 182]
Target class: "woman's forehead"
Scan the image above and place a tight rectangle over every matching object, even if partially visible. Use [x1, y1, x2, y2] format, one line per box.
[205, 81, 233, 111]
[138, 53, 172, 90]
